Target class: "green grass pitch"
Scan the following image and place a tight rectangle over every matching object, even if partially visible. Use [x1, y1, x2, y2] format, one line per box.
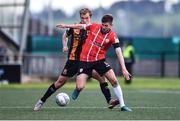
[0, 77, 180, 120]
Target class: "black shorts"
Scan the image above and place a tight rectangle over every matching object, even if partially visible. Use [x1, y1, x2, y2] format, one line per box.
[61, 60, 79, 77]
[77, 59, 112, 77]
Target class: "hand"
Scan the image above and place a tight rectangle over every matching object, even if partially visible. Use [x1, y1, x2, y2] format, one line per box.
[122, 69, 131, 81]
[63, 46, 68, 53]
[56, 24, 67, 28]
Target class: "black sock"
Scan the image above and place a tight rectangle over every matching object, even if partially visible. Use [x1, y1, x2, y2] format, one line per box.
[100, 82, 111, 103]
[41, 83, 57, 102]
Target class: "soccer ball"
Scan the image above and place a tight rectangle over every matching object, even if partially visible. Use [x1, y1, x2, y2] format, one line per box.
[55, 92, 70, 106]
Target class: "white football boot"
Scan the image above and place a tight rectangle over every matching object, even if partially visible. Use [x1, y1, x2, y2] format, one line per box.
[33, 99, 44, 111]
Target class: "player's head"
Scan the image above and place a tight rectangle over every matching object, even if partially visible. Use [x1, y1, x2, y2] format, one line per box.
[79, 8, 92, 24]
[101, 14, 113, 34]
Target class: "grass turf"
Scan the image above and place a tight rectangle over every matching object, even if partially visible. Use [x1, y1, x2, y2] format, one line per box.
[0, 77, 180, 120]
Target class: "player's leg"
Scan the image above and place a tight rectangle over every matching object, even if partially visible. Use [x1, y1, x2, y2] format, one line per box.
[72, 61, 92, 100]
[91, 70, 111, 102]
[94, 60, 131, 111]
[40, 75, 69, 103]
[33, 75, 69, 111]
[92, 70, 119, 109]
[33, 60, 77, 111]
[104, 69, 132, 111]
[72, 73, 89, 100]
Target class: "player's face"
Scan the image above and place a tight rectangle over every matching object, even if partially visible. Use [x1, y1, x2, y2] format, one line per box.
[80, 13, 91, 24]
[101, 22, 112, 34]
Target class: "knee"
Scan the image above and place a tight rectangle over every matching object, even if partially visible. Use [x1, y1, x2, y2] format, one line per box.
[100, 82, 108, 88]
[98, 76, 106, 83]
[76, 80, 85, 91]
[76, 74, 88, 91]
[76, 85, 84, 91]
[111, 80, 118, 87]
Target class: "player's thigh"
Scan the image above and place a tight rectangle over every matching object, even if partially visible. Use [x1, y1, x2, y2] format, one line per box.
[92, 69, 106, 83]
[55, 75, 69, 88]
[104, 69, 118, 86]
[56, 75, 69, 83]
[76, 73, 89, 89]
[76, 62, 92, 89]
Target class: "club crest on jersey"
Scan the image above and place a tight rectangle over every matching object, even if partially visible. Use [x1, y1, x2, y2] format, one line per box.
[105, 39, 110, 43]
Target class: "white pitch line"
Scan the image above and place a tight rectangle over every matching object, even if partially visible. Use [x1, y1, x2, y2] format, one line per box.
[132, 90, 180, 94]
[0, 106, 179, 109]
[132, 106, 179, 109]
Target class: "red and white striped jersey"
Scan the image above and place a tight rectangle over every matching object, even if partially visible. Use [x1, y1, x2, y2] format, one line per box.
[80, 23, 119, 62]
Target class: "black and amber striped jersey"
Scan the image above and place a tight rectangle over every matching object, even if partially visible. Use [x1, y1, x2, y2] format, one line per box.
[66, 28, 89, 61]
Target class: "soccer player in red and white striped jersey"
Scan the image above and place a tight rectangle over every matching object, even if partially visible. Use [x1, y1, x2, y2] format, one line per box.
[33, 9, 119, 111]
[57, 14, 132, 112]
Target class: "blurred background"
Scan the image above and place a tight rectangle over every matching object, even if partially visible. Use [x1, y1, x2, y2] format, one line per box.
[0, 0, 180, 84]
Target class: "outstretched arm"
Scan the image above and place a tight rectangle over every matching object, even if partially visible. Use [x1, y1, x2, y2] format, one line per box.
[115, 47, 131, 80]
[56, 23, 85, 29]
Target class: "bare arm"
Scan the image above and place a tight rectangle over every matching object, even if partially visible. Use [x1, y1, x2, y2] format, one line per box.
[115, 47, 131, 80]
[62, 31, 68, 53]
[56, 23, 85, 29]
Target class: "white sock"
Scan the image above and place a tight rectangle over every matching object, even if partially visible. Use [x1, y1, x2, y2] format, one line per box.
[113, 85, 125, 107]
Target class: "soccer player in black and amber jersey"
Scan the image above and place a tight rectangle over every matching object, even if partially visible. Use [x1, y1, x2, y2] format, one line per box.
[33, 8, 119, 111]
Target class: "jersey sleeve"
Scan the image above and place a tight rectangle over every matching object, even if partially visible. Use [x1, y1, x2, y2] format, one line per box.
[111, 32, 120, 44]
[66, 28, 73, 37]
[84, 23, 99, 31]
[83, 23, 92, 30]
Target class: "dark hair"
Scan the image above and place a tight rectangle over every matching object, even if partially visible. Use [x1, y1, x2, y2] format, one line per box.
[79, 8, 92, 17]
[101, 14, 113, 24]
